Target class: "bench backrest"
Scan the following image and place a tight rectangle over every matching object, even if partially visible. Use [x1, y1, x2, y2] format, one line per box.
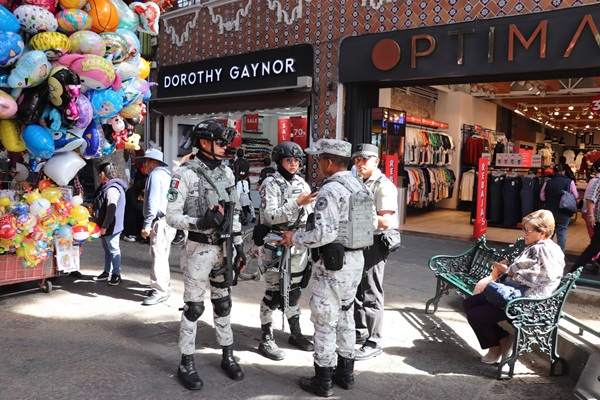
[469, 237, 526, 279]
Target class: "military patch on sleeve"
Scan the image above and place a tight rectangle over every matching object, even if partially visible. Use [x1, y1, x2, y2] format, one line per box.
[167, 188, 178, 202]
[379, 184, 390, 197]
[315, 197, 328, 211]
[170, 178, 180, 189]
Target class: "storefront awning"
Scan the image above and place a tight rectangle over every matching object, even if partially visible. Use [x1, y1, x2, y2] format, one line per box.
[150, 90, 312, 117]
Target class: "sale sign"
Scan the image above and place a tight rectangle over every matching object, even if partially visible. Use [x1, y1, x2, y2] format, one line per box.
[591, 94, 600, 117]
[290, 116, 308, 149]
[278, 118, 291, 142]
[473, 158, 489, 238]
[382, 154, 398, 186]
[245, 114, 259, 131]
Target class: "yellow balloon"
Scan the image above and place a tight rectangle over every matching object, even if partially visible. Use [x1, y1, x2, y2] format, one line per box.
[138, 58, 151, 80]
[0, 197, 11, 207]
[24, 190, 41, 205]
[0, 120, 26, 152]
[41, 187, 62, 203]
[70, 205, 90, 223]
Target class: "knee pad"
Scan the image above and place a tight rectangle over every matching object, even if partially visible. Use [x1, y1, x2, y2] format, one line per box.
[183, 301, 205, 322]
[262, 290, 281, 311]
[212, 296, 232, 317]
[288, 287, 301, 307]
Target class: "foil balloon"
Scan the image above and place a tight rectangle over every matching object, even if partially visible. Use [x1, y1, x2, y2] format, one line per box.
[29, 32, 71, 60]
[110, 0, 138, 30]
[99, 31, 129, 64]
[43, 151, 85, 185]
[16, 85, 49, 125]
[116, 61, 139, 81]
[101, 138, 116, 155]
[21, 0, 59, 14]
[58, 0, 87, 9]
[52, 127, 86, 152]
[8, 50, 51, 89]
[22, 124, 55, 159]
[68, 30, 105, 56]
[80, 120, 103, 157]
[0, 4, 22, 32]
[47, 65, 81, 123]
[55, 8, 92, 34]
[0, 70, 8, 88]
[130, 2, 160, 36]
[120, 99, 142, 119]
[13, 5, 58, 34]
[74, 94, 93, 129]
[0, 90, 18, 119]
[84, 0, 120, 34]
[138, 57, 151, 80]
[116, 29, 140, 62]
[0, 119, 26, 152]
[88, 87, 123, 122]
[0, 31, 25, 68]
[58, 54, 121, 91]
[40, 105, 63, 131]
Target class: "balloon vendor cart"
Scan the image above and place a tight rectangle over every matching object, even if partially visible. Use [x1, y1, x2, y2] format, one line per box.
[0, 181, 91, 294]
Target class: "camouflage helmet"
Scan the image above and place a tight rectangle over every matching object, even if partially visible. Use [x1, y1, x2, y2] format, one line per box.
[271, 141, 303, 164]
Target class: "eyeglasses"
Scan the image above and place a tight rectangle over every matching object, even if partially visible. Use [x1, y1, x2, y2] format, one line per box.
[522, 227, 537, 235]
[283, 157, 300, 164]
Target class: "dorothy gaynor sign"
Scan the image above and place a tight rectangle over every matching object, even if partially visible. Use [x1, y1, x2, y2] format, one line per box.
[157, 45, 314, 100]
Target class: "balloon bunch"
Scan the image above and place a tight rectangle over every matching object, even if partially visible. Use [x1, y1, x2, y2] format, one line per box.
[0, 179, 100, 266]
[0, 0, 163, 185]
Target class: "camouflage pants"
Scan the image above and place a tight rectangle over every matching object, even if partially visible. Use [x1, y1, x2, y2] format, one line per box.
[310, 250, 363, 368]
[259, 246, 308, 325]
[179, 241, 233, 356]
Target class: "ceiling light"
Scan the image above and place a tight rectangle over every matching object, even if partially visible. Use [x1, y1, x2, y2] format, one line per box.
[522, 103, 528, 112]
[576, 114, 581, 120]
[586, 125, 590, 129]
[568, 104, 574, 111]
[534, 105, 539, 111]
[514, 109, 524, 116]
[554, 104, 560, 112]
[565, 112, 570, 116]
[590, 115, 594, 119]
[563, 116, 567, 119]
[554, 111, 559, 116]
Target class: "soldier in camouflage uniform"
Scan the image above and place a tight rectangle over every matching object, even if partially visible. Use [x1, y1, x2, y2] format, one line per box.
[280, 139, 376, 398]
[165, 120, 246, 391]
[257, 141, 317, 361]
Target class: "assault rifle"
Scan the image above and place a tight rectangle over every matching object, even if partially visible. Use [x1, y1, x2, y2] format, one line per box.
[209, 199, 239, 287]
[264, 231, 291, 321]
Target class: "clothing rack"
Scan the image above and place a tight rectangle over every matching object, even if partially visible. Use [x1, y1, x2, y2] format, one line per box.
[406, 123, 448, 134]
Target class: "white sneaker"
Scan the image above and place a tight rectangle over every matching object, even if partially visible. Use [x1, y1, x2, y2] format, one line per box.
[123, 235, 136, 242]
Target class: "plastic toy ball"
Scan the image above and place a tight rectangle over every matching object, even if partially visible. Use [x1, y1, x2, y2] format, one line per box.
[70, 195, 83, 206]
[87, 221, 101, 241]
[38, 179, 52, 191]
[72, 224, 90, 244]
[57, 224, 73, 239]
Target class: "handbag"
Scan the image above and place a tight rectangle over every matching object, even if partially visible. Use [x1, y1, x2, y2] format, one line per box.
[380, 229, 401, 252]
[483, 276, 529, 308]
[559, 181, 577, 216]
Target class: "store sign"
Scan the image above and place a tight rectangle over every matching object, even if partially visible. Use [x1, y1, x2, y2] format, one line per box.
[340, 4, 600, 83]
[473, 158, 489, 239]
[278, 118, 290, 143]
[157, 45, 313, 99]
[382, 154, 398, 186]
[290, 116, 308, 149]
[591, 94, 600, 118]
[245, 114, 259, 131]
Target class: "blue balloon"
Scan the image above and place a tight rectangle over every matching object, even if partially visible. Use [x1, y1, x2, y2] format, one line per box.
[0, 31, 25, 68]
[0, 5, 21, 33]
[81, 121, 103, 158]
[22, 125, 55, 159]
[57, 225, 73, 239]
[88, 88, 124, 123]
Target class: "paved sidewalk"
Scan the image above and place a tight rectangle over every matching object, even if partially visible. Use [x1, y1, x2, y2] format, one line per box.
[0, 234, 580, 399]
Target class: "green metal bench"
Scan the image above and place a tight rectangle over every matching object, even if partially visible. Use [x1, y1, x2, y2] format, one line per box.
[425, 235, 526, 314]
[499, 267, 582, 379]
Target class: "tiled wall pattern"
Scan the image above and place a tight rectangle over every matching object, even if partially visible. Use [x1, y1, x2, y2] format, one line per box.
[157, 0, 597, 178]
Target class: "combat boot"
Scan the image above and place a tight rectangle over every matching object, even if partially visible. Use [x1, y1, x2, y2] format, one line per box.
[288, 315, 314, 351]
[177, 354, 203, 390]
[332, 354, 355, 390]
[258, 323, 285, 361]
[221, 345, 245, 380]
[299, 363, 334, 398]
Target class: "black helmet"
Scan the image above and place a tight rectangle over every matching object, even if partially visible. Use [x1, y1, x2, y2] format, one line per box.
[192, 119, 238, 147]
[271, 141, 303, 164]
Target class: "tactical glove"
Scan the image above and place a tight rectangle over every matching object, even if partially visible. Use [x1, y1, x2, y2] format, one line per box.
[194, 206, 224, 229]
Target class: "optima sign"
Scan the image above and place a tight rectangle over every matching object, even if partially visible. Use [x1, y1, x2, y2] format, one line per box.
[157, 45, 313, 100]
[339, 4, 600, 84]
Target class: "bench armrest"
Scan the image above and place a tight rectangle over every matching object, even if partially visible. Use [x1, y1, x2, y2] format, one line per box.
[504, 267, 582, 326]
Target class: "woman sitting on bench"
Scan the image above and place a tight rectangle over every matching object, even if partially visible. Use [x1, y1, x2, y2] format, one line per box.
[463, 210, 565, 365]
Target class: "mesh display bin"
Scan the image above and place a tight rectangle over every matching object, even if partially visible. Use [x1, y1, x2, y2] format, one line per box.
[0, 253, 56, 293]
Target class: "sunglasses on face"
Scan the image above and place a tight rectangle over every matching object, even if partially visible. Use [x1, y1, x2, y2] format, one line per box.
[214, 139, 229, 148]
